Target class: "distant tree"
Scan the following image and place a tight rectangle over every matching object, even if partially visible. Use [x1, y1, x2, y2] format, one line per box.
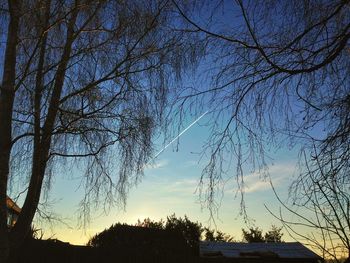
[87, 223, 127, 248]
[135, 217, 164, 230]
[242, 227, 264, 243]
[203, 227, 233, 242]
[87, 215, 204, 253]
[203, 227, 215, 241]
[165, 214, 203, 254]
[215, 230, 234, 242]
[87, 222, 182, 249]
[88, 214, 235, 255]
[242, 226, 283, 243]
[264, 225, 283, 243]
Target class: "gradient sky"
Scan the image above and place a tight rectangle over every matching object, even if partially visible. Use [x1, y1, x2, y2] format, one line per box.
[36, 111, 301, 245]
[5, 1, 312, 246]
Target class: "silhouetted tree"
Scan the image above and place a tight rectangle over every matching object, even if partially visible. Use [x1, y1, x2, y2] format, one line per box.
[173, 0, 350, 218]
[242, 226, 283, 243]
[88, 215, 235, 256]
[165, 214, 203, 254]
[264, 225, 283, 243]
[268, 149, 350, 262]
[215, 230, 234, 242]
[203, 227, 215, 241]
[135, 217, 164, 230]
[134, 215, 205, 248]
[242, 227, 264, 243]
[0, 0, 198, 261]
[87, 223, 129, 248]
[203, 227, 233, 242]
[87, 223, 184, 250]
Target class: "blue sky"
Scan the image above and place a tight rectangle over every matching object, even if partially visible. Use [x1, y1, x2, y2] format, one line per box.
[1, 2, 345, 259]
[38, 111, 301, 245]
[2, 0, 315, 246]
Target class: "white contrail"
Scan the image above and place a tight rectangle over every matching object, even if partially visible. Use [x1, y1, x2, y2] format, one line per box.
[153, 110, 209, 160]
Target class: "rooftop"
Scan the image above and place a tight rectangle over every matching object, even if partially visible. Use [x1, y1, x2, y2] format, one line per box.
[200, 241, 321, 259]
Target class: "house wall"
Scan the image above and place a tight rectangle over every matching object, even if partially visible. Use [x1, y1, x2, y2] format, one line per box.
[7, 209, 19, 227]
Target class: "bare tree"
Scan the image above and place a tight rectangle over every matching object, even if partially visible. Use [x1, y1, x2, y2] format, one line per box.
[0, 0, 198, 261]
[172, 0, 350, 216]
[267, 148, 350, 262]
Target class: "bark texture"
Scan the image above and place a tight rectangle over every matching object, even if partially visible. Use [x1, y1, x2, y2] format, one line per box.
[0, 1, 21, 262]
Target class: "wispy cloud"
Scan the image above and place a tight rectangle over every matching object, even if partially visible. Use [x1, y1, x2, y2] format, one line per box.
[163, 179, 198, 195]
[183, 160, 200, 168]
[242, 162, 296, 193]
[145, 159, 169, 170]
[221, 162, 297, 195]
[131, 178, 200, 209]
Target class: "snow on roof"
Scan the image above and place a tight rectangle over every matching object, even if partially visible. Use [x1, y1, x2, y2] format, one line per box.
[200, 241, 321, 259]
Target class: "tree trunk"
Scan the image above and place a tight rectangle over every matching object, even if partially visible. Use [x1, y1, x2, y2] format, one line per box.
[0, 1, 20, 263]
[10, 1, 79, 259]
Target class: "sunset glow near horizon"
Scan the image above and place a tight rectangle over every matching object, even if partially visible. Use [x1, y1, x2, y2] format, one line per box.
[34, 111, 300, 245]
[4, 1, 316, 248]
[1, 1, 347, 261]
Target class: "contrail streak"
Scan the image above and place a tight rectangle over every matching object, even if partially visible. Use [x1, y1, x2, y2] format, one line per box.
[153, 110, 209, 160]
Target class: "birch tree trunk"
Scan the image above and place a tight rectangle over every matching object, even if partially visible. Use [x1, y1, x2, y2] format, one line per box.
[9, 1, 79, 259]
[0, 1, 196, 262]
[0, 1, 21, 262]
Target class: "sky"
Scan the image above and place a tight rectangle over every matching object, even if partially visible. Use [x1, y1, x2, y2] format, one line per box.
[37, 111, 301, 245]
[1, 0, 322, 248]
